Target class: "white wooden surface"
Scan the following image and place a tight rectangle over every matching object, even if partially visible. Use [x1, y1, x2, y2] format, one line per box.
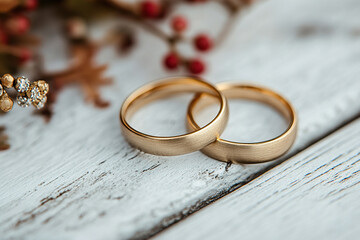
[157, 118, 360, 240]
[1, 0, 360, 239]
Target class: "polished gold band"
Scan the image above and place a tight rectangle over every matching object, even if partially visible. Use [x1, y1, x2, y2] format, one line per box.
[187, 83, 297, 163]
[120, 76, 229, 156]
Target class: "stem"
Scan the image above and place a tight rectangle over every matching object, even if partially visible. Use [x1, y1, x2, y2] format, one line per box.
[215, 11, 239, 46]
[100, 0, 250, 51]
[101, 0, 171, 42]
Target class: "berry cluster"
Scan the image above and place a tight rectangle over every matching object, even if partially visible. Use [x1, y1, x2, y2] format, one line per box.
[163, 17, 212, 74]
[63, 0, 256, 76]
[138, 1, 214, 74]
[0, 0, 38, 70]
[103, 0, 255, 75]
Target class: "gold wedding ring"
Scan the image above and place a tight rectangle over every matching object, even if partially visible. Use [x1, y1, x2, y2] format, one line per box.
[187, 83, 297, 163]
[120, 76, 229, 156]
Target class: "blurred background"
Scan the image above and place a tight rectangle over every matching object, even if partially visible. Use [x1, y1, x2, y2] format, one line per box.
[1, 0, 358, 150]
[1, 0, 360, 239]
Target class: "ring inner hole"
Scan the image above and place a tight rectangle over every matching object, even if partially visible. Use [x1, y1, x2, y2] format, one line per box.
[129, 93, 221, 137]
[193, 96, 289, 143]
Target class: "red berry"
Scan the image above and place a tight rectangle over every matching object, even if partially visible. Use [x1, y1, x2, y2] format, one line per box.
[19, 49, 32, 64]
[194, 34, 213, 52]
[24, 0, 38, 10]
[6, 15, 30, 35]
[163, 52, 179, 70]
[140, 1, 161, 19]
[171, 16, 187, 32]
[187, 59, 205, 74]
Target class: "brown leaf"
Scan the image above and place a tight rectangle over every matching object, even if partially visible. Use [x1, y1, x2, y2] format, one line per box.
[37, 40, 112, 120]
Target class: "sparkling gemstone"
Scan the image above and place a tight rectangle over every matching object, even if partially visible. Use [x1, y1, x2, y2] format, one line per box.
[37, 80, 49, 94]
[34, 96, 47, 109]
[29, 86, 41, 102]
[0, 84, 3, 97]
[17, 94, 31, 108]
[15, 76, 30, 93]
[44, 83, 49, 94]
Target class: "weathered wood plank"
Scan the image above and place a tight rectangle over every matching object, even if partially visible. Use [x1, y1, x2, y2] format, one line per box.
[1, 0, 360, 239]
[156, 118, 360, 240]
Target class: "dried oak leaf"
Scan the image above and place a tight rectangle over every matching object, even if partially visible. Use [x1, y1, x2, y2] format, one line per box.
[38, 40, 112, 120]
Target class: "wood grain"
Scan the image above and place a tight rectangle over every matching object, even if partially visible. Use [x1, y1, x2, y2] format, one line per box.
[156, 118, 360, 240]
[1, 0, 360, 239]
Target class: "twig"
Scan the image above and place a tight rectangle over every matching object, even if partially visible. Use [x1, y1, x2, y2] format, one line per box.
[100, 0, 250, 50]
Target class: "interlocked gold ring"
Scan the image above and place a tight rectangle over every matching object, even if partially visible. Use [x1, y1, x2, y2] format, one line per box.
[120, 76, 229, 156]
[187, 83, 297, 163]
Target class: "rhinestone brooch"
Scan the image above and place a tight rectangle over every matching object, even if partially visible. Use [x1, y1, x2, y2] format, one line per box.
[0, 74, 49, 112]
